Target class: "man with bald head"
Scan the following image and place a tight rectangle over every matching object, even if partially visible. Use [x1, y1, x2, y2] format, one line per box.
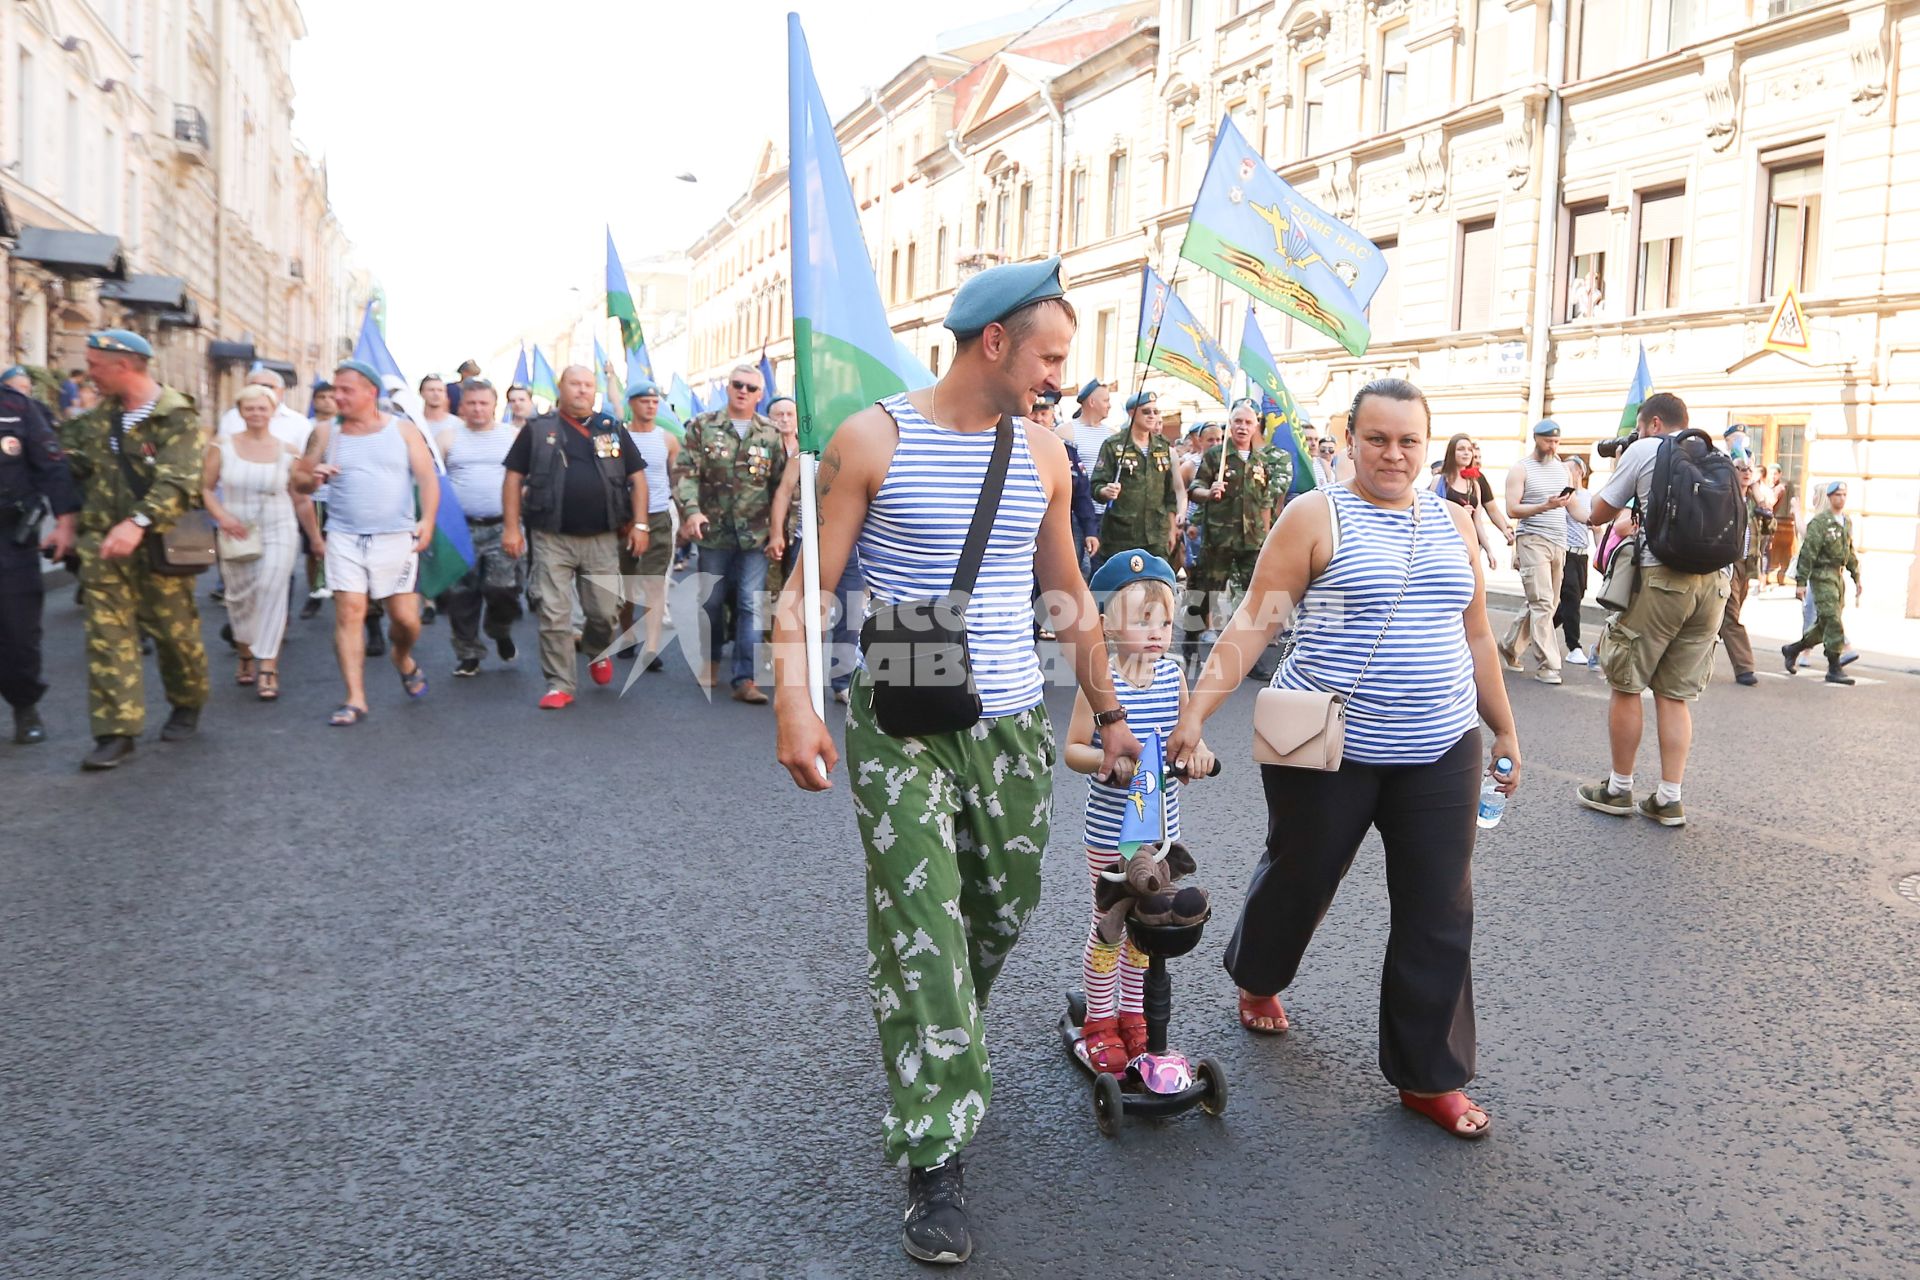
[501, 364, 649, 709]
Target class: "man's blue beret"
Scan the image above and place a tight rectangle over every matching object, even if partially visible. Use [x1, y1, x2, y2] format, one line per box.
[334, 359, 383, 389]
[88, 329, 152, 358]
[626, 379, 662, 399]
[1125, 390, 1157, 413]
[944, 256, 1066, 338]
[1075, 379, 1101, 402]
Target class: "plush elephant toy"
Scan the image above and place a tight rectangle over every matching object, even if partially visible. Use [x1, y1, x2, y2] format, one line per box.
[1092, 841, 1210, 943]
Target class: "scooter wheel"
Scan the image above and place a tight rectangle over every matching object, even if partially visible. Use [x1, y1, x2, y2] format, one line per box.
[1196, 1057, 1228, 1116]
[1093, 1072, 1124, 1137]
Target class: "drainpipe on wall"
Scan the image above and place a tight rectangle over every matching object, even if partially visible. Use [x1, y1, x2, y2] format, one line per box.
[1525, 0, 1568, 428]
[1038, 76, 1065, 256]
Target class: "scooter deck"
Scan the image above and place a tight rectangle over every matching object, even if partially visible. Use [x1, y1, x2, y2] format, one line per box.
[1058, 997, 1217, 1118]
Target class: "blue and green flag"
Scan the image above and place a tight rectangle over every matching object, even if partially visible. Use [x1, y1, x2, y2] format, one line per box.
[1116, 729, 1168, 855]
[505, 345, 530, 421]
[1136, 265, 1236, 407]
[606, 227, 655, 388]
[530, 346, 559, 404]
[593, 336, 627, 422]
[1238, 304, 1315, 494]
[756, 350, 777, 414]
[788, 12, 923, 453]
[1180, 115, 1384, 358]
[351, 299, 405, 385]
[1620, 343, 1653, 434]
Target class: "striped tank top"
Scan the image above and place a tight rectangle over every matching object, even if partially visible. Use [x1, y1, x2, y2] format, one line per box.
[858, 393, 1049, 718]
[1083, 657, 1184, 851]
[324, 416, 416, 536]
[628, 426, 672, 513]
[1273, 485, 1479, 765]
[1516, 454, 1570, 541]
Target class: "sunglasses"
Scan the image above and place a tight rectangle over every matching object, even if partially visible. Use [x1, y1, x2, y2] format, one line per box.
[730, 380, 762, 393]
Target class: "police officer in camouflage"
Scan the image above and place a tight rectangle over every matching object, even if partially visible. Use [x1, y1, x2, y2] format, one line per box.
[59, 330, 211, 770]
[673, 362, 786, 704]
[1089, 390, 1178, 570]
[0, 381, 80, 744]
[1783, 481, 1863, 686]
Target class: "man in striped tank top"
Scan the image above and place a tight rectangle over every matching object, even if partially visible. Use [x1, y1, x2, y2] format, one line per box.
[1500, 420, 1572, 684]
[773, 257, 1142, 1266]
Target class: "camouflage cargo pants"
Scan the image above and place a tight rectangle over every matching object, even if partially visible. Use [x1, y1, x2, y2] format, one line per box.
[1795, 568, 1848, 657]
[844, 671, 1055, 1169]
[80, 544, 209, 737]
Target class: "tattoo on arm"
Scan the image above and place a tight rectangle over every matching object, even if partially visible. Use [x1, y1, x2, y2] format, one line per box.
[816, 441, 843, 498]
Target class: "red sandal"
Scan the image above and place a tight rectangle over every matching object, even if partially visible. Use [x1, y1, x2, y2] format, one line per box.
[1238, 992, 1290, 1035]
[1078, 1016, 1130, 1075]
[1398, 1090, 1492, 1140]
[1117, 1012, 1148, 1060]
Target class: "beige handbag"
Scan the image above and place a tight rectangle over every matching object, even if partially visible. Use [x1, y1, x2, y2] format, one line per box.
[1252, 490, 1419, 772]
[218, 521, 264, 564]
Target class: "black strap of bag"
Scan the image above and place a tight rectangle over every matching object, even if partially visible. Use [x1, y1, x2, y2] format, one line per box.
[859, 412, 1014, 738]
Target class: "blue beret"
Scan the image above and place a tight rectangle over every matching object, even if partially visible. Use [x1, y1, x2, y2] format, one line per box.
[1089, 548, 1178, 608]
[1036, 389, 1061, 406]
[88, 328, 152, 358]
[626, 379, 662, 399]
[334, 359, 383, 389]
[1824, 480, 1846, 495]
[1075, 379, 1100, 403]
[1532, 418, 1561, 436]
[1723, 424, 1747, 436]
[944, 255, 1066, 338]
[0, 365, 26, 383]
[1125, 391, 1157, 413]
[765, 395, 795, 410]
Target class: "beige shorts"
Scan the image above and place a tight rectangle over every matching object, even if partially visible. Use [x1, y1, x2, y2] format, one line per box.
[325, 530, 418, 600]
[618, 509, 675, 580]
[1596, 563, 1730, 701]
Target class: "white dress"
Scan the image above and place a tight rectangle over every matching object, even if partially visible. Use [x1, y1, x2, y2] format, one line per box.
[219, 437, 300, 660]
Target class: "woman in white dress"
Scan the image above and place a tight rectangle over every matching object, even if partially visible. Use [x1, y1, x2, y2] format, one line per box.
[201, 385, 301, 700]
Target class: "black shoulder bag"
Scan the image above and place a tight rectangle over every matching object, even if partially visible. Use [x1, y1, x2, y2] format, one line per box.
[858, 415, 1014, 738]
[112, 421, 215, 576]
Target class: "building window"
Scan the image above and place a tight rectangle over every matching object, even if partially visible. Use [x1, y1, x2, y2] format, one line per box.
[974, 201, 987, 249]
[13, 49, 33, 184]
[1472, 0, 1506, 99]
[1566, 202, 1609, 321]
[1095, 309, 1115, 381]
[1764, 157, 1822, 296]
[1367, 237, 1400, 341]
[1299, 61, 1325, 155]
[1767, 0, 1820, 15]
[1180, 0, 1199, 43]
[64, 92, 82, 204]
[930, 346, 942, 376]
[994, 187, 1010, 252]
[1070, 168, 1089, 247]
[1456, 218, 1497, 331]
[936, 225, 949, 283]
[1663, 0, 1701, 51]
[1017, 182, 1033, 255]
[906, 240, 918, 298]
[1106, 151, 1129, 237]
[1634, 188, 1685, 312]
[1379, 25, 1408, 132]
[889, 248, 900, 302]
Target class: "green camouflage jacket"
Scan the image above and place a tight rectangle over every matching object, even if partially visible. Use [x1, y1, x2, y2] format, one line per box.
[60, 386, 204, 536]
[1090, 429, 1178, 547]
[673, 409, 787, 550]
[1793, 510, 1859, 583]
[1189, 441, 1291, 548]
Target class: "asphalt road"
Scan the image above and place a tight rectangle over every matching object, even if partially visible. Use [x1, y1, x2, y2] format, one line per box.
[3, 586, 1916, 1279]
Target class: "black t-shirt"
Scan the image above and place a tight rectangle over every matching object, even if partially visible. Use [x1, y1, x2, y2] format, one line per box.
[504, 414, 646, 535]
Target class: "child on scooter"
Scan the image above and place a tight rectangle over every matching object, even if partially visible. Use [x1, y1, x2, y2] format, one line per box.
[1063, 549, 1216, 1074]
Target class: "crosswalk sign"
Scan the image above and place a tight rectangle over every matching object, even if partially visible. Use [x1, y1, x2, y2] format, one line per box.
[1763, 286, 1811, 356]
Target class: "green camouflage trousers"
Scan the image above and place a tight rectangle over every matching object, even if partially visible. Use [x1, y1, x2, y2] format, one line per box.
[844, 671, 1055, 1169]
[1796, 568, 1848, 656]
[80, 544, 209, 737]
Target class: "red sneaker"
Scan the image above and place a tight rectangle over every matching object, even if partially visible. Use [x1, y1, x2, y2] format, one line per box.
[589, 658, 614, 686]
[537, 690, 574, 710]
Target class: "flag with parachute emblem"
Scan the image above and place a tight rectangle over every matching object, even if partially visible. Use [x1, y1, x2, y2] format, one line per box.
[1238, 304, 1315, 494]
[606, 227, 656, 388]
[530, 347, 559, 405]
[1135, 265, 1236, 407]
[1180, 115, 1384, 357]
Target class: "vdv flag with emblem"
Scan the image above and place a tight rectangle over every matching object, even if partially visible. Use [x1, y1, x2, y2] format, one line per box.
[592, 336, 626, 422]
[530, 346, 559, 405]
[1619, 342, 1654, 434]
[1116, 727, 1168, 854]
[1239, 304, 1315, 494]
[1136, 265, 1237, 407]
[505, 345, 530, 421]
[788, 11, 925, 453]
[606, 227, 655, 388]
[1181, 115, 1384, 358]
[351, 300, 405, 386]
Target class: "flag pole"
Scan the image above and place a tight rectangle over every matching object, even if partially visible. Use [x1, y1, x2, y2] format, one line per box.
[798, 454, 827, 729]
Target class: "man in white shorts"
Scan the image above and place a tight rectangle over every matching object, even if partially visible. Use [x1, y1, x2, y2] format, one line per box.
[291, 359, 440, 725]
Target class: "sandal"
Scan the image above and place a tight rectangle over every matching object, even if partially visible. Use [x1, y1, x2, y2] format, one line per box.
[399, 665, 429, 699]
[1398, 1090, 1491, 1141]
[1117, 1012, 1149, 1060]
[328, 704, 369, 727]
[1238, 992, 1290, 1035]
[235, 656, 256, 686]
[256, 670, 279, 702]
[1078, 1015, 1130, 1075]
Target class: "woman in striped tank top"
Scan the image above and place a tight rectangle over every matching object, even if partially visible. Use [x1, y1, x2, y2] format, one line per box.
[771, 257, 1143, 1264]
[1168, 379, 1523, 1141]
[1062, 552, 1216, 1073]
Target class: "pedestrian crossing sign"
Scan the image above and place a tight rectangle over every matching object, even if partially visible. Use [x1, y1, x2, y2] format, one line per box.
[1763, 286, 1811, 356]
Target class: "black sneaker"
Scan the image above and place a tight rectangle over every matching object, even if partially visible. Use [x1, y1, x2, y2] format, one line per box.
[645, 655, 665, 673]
[421, 603, 437, 625]
[159, 706, 200, 743]
[298, 595, 322, 620]
[902, 1158, 971, 1265]
[454, 658, 482, 678]
[496, 634, 516, 662]
[13, 706, 46, 745]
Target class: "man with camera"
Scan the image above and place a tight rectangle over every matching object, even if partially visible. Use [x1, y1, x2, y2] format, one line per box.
[0, 379, 79, 745]
[1576, 393, 1736, 828]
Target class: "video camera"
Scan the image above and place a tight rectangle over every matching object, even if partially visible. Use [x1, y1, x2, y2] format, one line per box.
[1595, 428, 1639, 460]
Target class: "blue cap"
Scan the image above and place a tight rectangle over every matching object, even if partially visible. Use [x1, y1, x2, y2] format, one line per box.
[1125, 390, 1157, 413]
[334, 359, 383, 390]
[1532, 418, 1561, 436]
[944, 255, 1066, 338]
[1089, 548, 1178, 607]
[0, 365, 25, 383]
[87, 328, 152, 358]
[766, 394, 795, 410]
[1723, 424, 1747, 436]
[1825, 480, 1846, 495]
[1075, 379, 1101, 403]
[626, 379, 662, 399]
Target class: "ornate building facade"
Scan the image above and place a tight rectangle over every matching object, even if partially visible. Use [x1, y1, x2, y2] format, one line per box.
[690, 0, 1918, 612]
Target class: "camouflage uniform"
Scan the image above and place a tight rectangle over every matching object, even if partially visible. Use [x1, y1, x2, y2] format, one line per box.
[673, 409, 787, 687]
[60, 388, 210, 737]
[1187, 440, 1291, 596]
[1089, 430, 1177, 559]
[1791, 510, 1859, 657]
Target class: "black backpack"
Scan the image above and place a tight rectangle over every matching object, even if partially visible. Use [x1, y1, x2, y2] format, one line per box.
[1642, 429, 1747, 574]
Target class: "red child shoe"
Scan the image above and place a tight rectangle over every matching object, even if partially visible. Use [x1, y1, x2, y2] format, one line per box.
[1078, 1016, 1130, 1076]
[1117, 1012, 1149, 1060]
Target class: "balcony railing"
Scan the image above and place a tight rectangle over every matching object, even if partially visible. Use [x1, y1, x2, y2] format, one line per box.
[173, 104, 209, 149]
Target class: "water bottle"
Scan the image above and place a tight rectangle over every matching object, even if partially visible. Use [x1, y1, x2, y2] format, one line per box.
[1477, 758, 1514, 830]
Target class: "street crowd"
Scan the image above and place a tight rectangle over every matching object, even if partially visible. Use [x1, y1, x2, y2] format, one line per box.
[0, 264, 1872, 1267]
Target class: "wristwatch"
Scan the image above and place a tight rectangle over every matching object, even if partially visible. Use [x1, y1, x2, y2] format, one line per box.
[129, 513, 152, 529]
[1092, 705, 1129, 728]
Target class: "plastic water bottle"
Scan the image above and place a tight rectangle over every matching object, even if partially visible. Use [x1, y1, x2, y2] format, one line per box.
[1477, 758, 1514, 830]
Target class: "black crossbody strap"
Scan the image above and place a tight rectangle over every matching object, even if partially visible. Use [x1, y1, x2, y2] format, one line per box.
[948, 415, 1014, 601]
[111, 421, 154, 501]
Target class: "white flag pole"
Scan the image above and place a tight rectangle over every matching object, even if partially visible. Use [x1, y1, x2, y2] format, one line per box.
[798, 453, 827, 730]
